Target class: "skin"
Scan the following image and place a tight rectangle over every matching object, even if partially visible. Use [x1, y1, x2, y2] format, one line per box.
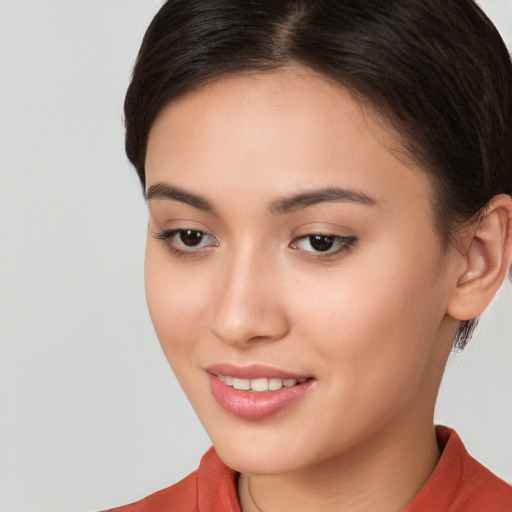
[143, 66, 511, 512]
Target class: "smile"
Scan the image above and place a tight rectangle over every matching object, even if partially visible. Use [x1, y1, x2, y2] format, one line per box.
[207, 364, 315, 420]
[217, 374, 307, 392]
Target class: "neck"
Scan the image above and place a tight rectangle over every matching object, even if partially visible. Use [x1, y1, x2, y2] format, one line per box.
[238, 419, 441, 512]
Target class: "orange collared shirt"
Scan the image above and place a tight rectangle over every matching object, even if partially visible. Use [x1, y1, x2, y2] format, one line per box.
[108, 426, 512, 512]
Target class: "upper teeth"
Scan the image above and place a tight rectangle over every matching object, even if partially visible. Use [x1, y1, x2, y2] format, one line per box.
[218, 375, 305, 392]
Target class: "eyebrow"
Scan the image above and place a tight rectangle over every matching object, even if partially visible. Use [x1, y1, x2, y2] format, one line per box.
[269, 187, 378, 214]
[146, 183, 377, 215]
[146, 183, 217, 214]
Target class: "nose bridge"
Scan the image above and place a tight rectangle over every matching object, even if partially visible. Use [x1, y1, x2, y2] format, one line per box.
[210, 242, 289, 346]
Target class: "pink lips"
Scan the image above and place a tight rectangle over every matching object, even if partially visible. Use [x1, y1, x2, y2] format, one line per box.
[206, 363, 315, 420]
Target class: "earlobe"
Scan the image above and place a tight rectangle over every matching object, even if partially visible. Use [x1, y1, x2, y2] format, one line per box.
[447, 194, 512, 321]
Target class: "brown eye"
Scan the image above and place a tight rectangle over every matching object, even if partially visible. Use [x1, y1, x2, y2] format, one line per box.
[155, 228, 218, 255]
[308, 234, 335, 252]
[179, 230, 205, 247]
[291, 233, 357, 256]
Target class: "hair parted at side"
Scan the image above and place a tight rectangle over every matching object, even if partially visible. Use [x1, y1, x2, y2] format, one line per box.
[124, 0, 512, 348]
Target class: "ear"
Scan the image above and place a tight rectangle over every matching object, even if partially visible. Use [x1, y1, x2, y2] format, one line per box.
[447, 194, 512, 321]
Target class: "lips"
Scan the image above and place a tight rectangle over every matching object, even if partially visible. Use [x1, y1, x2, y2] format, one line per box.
[206, 363, 315, 420]
[206, 363, 310, 380]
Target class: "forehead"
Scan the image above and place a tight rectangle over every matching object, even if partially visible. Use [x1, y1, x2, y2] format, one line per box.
[145, 65, 434, 218]
[148, 66, 399, 162]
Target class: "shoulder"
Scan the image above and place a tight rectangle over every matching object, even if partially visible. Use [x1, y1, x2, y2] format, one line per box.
[453, 443, 512, 511]
[104, 447, 240, 512]
[105, 470, 199, 512]
[406, 426, 512, 512]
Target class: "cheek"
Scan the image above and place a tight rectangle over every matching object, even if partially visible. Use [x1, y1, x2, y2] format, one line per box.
[144, 239, 211, 368]
[289, 243, 447, 407]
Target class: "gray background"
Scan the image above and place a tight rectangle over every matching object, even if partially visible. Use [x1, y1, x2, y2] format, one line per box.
[0, 1, 511, 511]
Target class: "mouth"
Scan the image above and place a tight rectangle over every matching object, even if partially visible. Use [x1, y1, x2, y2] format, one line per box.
[217, 374, 308, 392]
[206, 364, 315, 420]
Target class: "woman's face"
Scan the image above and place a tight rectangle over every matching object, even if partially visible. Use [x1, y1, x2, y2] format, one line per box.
[144, 67, 461, 475]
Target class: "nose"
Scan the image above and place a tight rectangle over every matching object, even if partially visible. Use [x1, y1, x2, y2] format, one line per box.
[210, 249, 290, 348]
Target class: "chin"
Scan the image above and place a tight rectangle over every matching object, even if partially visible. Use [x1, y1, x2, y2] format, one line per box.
[215, 442, 301, 476]
[204, 419, 316, 475]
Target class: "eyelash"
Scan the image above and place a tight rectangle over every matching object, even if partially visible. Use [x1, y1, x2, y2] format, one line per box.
[290, 233, 357, 258]
[154, 229, 357, 259]
[154, 229, 218, 257]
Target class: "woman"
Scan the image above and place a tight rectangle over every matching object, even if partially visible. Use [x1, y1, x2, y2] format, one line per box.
[109, 0, 512, 510]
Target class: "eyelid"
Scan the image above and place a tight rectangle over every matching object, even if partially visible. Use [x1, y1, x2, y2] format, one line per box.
[151, 223, 356, 259]
[153, 228, 218, 256]
[290, 232, 357, 257]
